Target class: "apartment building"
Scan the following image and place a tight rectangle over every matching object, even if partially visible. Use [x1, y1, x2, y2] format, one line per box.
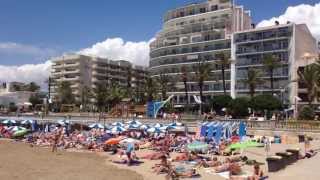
[149, 0, 252, 104]
[50, 54, 148, 103]
[232, 23, 318, 105]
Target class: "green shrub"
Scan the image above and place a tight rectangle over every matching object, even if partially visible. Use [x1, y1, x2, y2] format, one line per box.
[228, 97, 250, 118]
[298, 106, 315, 120]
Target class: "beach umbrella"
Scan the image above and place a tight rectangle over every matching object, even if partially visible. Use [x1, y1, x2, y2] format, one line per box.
[226, 141, 263, 151]
[140, 124, 150, 130]
[2, 119, 16, 125]
[112, 122, 124, 127]
[126, 124, 140, 130]
[105, 137, 123, 145]
[7, 126, 26, 132]
[119, 138, 140, 145]
[89, 123, 105, 129]
[187, 141, 209, 152]
[147, 127, 163, 134]
[207, 126, 214, 139]
[111, 126, 126, 134]
[154, 123, 163, 128]
[12, 129, 29, 137]
[126, 120, 142, 125]
[21, 119, 34, 125]
[168, 122, 183, 127]
[57, 119, 70, 125]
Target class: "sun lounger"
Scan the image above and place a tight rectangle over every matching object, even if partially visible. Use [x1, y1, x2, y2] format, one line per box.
[266, 156, 284, 172]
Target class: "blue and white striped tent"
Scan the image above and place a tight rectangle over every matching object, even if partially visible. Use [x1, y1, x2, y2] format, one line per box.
[126, 120, 142, 126]
[112, 122, 124, 127]
[111, 126, 126, 134]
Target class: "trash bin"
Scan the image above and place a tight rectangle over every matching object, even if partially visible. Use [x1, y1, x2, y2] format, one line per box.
[266, 156, 284, 172]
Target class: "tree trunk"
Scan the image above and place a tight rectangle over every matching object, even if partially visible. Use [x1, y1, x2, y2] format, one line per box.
[183, 80, 188, 105]
[199, 82, 203, 114]
[222, 66, 226, 95]
[270, 69, 274, 94]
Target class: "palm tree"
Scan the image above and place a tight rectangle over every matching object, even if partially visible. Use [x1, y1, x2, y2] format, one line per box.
[80, 85, 93, 111]
[298, 63, 320, 105]
[216, 52, 231, 95]
[93, 83, 108, 120]
[242, 68, 263, 98]
[193, 59, 211, 113]
[157, 72, 175, 101]
[263, 54, 281, 94]
[181, 66, 189, 105]
[57, 81, 75, 105]
[145, 77, 157, 102]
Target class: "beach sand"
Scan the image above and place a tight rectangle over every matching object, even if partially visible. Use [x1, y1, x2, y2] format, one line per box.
[1, 139, 320, 180]
[0, 140, 142, 180]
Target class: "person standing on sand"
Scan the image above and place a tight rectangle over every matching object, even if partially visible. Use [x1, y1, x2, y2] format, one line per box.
[52, 125, 63, 153]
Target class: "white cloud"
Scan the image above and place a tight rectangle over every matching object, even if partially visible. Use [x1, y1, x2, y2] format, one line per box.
[0, 42, 56, 56]
[0, 61, 51, 90]
[78, 37, 153, 66]
[257, 3, 320, 40]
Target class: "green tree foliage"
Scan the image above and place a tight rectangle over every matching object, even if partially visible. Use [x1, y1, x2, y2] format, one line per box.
[298, 106, 315, 120]
[210, 95, 232, 114]
[94, 83, 108, 112]
[228, 97, 250, 118]
[57, 81, 75, 105]
[27, 82, 40, 92]
[29, 94, 43, 107]
[263, 54, 281, 94]
[250, 94, 282, 112]
[242, 68, 263, 98]
[298, 63, 320, 105]
[8, 102, 18, 112]
[193, 60, 211, 113]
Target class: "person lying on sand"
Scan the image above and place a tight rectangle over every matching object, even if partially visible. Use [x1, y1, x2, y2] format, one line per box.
[198, 157, 222, 168]
[141, 151, 167, 160]
[152, 155, 171, 174]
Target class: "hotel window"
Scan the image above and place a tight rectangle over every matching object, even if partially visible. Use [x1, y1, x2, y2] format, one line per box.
[200, 7, 206, 13]
[211, 5, 218, 11]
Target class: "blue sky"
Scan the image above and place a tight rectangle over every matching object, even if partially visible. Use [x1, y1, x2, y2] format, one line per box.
[0, 0, 319, 66]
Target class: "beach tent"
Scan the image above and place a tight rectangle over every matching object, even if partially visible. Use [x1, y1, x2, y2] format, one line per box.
[214, 125, 223, 145]
[89, 123, 105, 129]
[200, 125, 207, 137]
[207, 126, 214, 140]
[239, 121, 246, 141]
[126, 124, 140, 130]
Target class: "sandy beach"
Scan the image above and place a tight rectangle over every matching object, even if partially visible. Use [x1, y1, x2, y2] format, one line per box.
[1, 139, 319, 180]
[0, 140, 142, 180]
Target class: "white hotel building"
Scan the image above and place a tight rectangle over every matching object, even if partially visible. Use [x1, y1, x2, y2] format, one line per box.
[149, 0, 318, 107]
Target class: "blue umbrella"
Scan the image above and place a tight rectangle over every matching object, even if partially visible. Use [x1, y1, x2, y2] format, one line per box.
[2, 119, 16, 125]
[57, 119, 70, 125]
[111, 126, 126, 134]
[140, 124, 150, 130]
[126, 124, 140, 129]
[21, 119, 34, 125]
[89, 123, 105, 129]
[154, 123, 163, 128]
[126, 120, 142, 125]
[147, 127, 163, 134]
[112, 122, 124, 127]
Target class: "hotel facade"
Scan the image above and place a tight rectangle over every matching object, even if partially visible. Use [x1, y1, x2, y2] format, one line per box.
[50, 54, 148, 103]
[150, 0, 318, 106]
